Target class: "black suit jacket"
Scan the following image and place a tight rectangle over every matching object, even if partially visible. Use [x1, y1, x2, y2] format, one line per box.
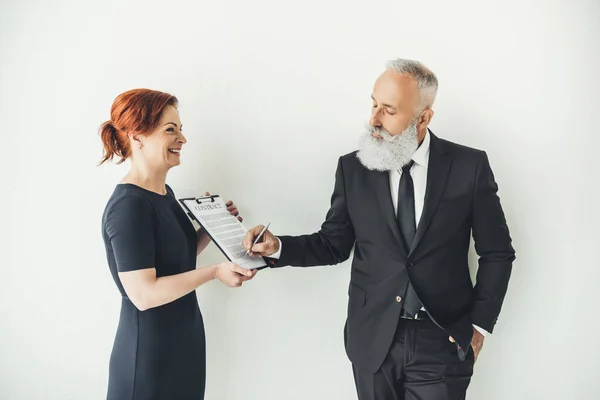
[270, 132, 515, 374]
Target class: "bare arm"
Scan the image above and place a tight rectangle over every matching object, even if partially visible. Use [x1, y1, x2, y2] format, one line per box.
[119, 262, 255, 311]
[106, 193, 255, 312]
[196, 229, 212, 256]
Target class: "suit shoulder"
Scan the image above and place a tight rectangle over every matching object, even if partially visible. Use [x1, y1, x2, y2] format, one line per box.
[438, 137, 487, 162]
[340, 150, 359, 162]
[439, 137, 484, 154]
[338, 150, 362, 170]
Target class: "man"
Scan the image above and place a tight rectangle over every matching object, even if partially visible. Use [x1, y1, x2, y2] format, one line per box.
[243, 58, 515, 400]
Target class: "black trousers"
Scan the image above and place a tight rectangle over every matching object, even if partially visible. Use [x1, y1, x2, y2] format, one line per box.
[352, 317, 474, 400]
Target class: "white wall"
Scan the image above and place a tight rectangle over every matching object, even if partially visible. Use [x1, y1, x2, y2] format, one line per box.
[1, 0, 599, 399]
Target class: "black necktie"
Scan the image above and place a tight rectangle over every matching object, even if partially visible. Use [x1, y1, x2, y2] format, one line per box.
[396, 160, 421, 317]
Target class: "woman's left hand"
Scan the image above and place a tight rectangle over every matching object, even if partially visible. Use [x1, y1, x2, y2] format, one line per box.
[205, 192, 243, 222]
[226, 200, 242, 222]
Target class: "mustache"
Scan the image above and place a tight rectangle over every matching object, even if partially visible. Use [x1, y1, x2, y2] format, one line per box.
[366, 124, 396, 142]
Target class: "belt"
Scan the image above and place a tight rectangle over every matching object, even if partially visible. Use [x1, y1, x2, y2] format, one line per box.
[400, 310, 430, 320]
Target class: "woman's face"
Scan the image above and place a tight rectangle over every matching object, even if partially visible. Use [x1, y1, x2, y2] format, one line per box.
[134, 105, 186, 170]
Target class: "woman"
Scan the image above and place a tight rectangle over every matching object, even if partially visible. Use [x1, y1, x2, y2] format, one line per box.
[99, 88, 256, 399]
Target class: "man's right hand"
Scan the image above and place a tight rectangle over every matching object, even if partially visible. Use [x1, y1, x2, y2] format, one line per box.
[243, 225, 279, 257]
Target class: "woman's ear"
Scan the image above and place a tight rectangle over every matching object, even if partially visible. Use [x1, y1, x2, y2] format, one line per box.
[129, 132, 143, 150]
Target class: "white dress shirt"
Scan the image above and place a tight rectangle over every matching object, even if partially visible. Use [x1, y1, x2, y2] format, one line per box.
[268, 131, 487, 336]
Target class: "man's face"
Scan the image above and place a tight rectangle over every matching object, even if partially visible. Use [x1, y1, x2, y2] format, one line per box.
[369, 70, 420, 137]
[356, 70, 425, 172]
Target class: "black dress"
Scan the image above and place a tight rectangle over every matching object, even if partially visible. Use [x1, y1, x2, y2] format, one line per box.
[102, 183, 206, 400]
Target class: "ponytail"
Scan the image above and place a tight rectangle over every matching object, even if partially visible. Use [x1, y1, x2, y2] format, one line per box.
[98, 121, 129, 165]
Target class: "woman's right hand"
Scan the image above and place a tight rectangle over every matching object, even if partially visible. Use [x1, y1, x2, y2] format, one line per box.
[214, 262, 256, 287]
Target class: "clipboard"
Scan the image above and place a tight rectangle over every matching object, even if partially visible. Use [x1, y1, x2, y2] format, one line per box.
[179, 195, 269, 271]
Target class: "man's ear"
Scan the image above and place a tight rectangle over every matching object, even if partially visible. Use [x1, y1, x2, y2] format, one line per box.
[419, 109, 434, 129]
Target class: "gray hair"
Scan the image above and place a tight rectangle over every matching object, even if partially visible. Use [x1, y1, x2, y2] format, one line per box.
[386, 58, 438, 110]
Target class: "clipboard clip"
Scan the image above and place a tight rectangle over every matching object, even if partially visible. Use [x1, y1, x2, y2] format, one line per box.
[195, 195, 218, 204]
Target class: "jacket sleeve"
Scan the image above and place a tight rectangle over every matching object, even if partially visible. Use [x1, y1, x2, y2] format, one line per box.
[270, 156, 356, 268]
[469, 151, 516, 333]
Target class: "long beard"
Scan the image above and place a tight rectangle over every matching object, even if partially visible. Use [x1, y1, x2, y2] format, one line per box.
[357, 120, 419, 171]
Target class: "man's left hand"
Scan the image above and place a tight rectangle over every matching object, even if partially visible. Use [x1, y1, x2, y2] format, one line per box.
[448, 328, 485, 362]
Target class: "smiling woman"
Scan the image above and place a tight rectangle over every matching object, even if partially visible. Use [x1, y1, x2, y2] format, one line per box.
[99, 89, 179, 166]
[98, 89, 257, 400]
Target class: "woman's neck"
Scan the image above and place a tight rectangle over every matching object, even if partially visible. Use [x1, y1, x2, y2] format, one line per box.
[122, 162, 168, 195]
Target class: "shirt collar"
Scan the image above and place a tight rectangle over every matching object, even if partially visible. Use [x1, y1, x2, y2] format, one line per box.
[411, 129, 431, 167]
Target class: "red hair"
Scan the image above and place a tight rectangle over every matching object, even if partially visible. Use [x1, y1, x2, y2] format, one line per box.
[99, 89, 178, 165]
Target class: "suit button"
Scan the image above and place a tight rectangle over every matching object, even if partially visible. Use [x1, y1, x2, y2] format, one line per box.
[396, 296, 402, 303]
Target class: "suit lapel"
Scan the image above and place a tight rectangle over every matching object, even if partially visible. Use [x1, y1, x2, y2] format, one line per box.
[409, 133, 452, 256]
[369, 169, 408, 256]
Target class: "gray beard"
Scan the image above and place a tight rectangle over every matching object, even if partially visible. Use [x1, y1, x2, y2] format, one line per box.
[356, 121, 419, 171]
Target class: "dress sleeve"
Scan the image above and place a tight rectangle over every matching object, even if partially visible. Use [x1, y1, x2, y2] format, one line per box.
[105, 194, 156, 272]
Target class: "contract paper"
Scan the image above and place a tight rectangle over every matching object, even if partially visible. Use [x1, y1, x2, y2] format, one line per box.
[180, 196, 267, 270]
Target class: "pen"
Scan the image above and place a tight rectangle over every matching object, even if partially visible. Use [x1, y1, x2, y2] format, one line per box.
[245, 222, 270, 257]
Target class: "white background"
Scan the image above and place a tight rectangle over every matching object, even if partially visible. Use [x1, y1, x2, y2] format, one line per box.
[1, 0, 599, 399]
